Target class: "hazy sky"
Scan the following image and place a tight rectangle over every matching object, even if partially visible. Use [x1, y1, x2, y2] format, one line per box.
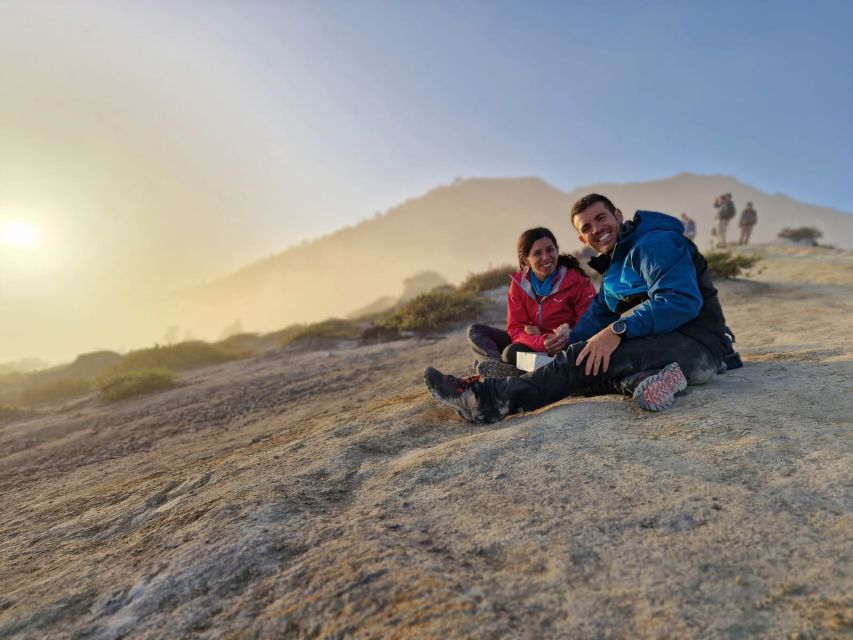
[1, 0, 852, 363]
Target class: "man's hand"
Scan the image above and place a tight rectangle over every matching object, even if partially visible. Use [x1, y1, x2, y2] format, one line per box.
[543, 331, 568, 355]
[524, 325, 541, 335]
[576, 325, 623, 375]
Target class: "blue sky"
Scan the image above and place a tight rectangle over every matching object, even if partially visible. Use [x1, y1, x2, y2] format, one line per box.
[213, 0, 853, 228]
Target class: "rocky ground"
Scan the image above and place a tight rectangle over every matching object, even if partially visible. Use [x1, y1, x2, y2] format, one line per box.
[1, 245, 851, 639]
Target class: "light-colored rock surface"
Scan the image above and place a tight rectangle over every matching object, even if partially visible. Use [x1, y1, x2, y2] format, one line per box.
[2, 245, 851, 639]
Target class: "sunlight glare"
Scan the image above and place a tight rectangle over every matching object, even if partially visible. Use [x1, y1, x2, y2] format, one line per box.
[2, 220, 37, 246]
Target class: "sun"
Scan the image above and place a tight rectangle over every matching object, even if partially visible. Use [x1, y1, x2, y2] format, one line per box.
[2, 220, 37, 247]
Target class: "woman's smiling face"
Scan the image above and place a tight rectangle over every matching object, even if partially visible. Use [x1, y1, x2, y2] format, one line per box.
[526, 237, 558, 280]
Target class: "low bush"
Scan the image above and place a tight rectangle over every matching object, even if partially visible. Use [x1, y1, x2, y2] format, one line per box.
[705, 251, 762, 279]
[20, 377, 92, 406]
[380, 289, 484, 334]
[216, 332, 259, 347]
[778, 226, 822, 245]
[97, 368, 176, 402]
[284, 318, 361, 346]
[265, 324, 307, 346]
[215, 332, 269, 356]
[458, 265, 514, 293]
[110, 341, 244, 375]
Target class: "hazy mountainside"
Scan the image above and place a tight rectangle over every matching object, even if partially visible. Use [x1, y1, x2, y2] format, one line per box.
[170, 174, 853, 340]
[0, 351, 122, 404]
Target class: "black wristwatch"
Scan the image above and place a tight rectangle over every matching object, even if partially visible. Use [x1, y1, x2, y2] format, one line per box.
[611, 320, 628, 338]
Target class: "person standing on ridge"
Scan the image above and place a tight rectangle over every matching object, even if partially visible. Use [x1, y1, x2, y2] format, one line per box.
[738, 201, 758, 245]
[713, 193, 736, 247]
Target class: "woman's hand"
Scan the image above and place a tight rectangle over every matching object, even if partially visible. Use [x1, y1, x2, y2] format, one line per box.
[543, 331, 568, 355]
[524, 325, 541, 335]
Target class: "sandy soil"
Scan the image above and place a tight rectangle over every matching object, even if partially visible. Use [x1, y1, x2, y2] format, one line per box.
[1, 244, 851, 639]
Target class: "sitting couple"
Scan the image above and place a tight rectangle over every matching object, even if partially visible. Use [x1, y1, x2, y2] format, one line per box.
[426, 193, 740, 423]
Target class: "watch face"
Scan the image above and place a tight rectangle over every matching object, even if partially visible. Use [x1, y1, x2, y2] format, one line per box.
[612, 321, 627, 335]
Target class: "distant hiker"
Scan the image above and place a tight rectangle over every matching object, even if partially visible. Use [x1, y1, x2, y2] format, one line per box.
[713, 193, 736, 247]
[467, 227, 596, 378]
[738, 202, 758, 245]
[425, 193, 740, 422]
[680, 213, 697, 241]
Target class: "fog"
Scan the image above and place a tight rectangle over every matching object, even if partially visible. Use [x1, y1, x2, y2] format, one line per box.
[0, 5, 319, 363]
[2, 2, 851, 366]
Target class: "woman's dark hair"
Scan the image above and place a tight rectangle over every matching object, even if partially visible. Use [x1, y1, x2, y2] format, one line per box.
[516, 227, 586, 276]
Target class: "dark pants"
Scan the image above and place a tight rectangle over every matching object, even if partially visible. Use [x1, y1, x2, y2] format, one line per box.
[475, 332, 718, 422]
[467, 323, 535, 366]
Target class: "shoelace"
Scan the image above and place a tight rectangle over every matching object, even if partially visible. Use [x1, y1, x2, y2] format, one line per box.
[454, 374, 480, 392]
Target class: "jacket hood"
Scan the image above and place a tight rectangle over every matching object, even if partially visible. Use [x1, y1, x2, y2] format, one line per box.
[630, 210, 685, 239]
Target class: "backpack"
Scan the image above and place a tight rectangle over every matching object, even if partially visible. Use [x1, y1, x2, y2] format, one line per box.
[722, 200, 736, 220]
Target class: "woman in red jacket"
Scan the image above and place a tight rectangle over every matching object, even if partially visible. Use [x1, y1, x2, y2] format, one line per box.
[469, 227, 597, 377]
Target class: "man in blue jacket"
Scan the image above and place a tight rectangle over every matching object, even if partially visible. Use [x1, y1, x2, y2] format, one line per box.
[425, 193, 733, 422]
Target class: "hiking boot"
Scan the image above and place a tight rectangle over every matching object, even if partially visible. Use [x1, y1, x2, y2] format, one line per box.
[476, 358, 523, 379]
[631, 362, 687, 411]
[424, 367, 482, 423]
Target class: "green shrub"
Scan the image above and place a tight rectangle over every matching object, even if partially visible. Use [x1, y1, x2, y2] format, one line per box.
[97, 368, 176, 402]
[705, 251, 762, 279]
[216, 332, 259, 347]
[284, 318, 361, 345]
[20, 377, 92, 406]
[380, 289, 484, 333]
[458, 265, 514, 293]
[265, 324, 307, 347]
[778, 226, 822, 245]
[215, 332, 267, 355]
[110, 341, 243, 375]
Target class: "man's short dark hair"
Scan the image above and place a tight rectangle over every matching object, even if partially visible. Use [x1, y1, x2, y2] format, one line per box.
[571, 193, 616, 225]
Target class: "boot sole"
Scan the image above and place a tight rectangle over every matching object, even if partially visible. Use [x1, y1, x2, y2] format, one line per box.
[633, 363, 687, 411]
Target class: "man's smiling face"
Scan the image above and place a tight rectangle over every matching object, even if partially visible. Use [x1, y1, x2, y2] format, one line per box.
[573, 202, 624, 254]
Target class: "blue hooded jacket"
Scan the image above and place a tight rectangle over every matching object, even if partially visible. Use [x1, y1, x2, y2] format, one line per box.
[569, 211, 712, 345]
